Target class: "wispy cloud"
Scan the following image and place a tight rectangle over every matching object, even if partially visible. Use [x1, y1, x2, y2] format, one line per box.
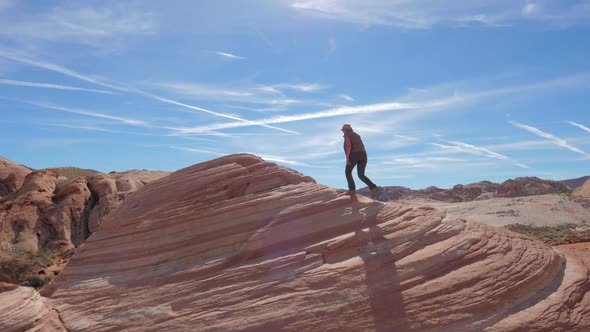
[568, 121, 590, 134]
[154, 82, 253, 98]
[44, 123, 178, 137]
[514, 162, 530, 169]
[222, 104, 288, 113]
[27, 138, 96, 147]
[522, 3, 540, 15]
[169, 146, 226, 156]
[0, 51, 129, 92]
[170, 100, 422, 134]
[432, 141, 508, 160]
[384, 156, 466, 165]
[150, 82, 300, 107]
[255, 86, 282, 94]
[393, 134, 419, 142]
[177, 73, 590, 135]
[213, 51, 246, 60]
[27, 102, 148, 126]
[510, 120, 590, 157]
[147, 94, 300, 135]
[328, 38, 337, 56]
[256, 154, 311, 166]
[274, 83, 325, 92]
[0, 4, 157, 49]
[431, 139, 529, 169]
[0, 51, 299, 134]
[339, 94, 354, 102]
[249, 26, 273, 48]
[485, 140, 555, 152]
[0, 78, 118, 94]
[292, 0, 590, 29]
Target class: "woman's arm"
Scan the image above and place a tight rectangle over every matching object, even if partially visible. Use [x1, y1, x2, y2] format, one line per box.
[344, 135, 352, 165]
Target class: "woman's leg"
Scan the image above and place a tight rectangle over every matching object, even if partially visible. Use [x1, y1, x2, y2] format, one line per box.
[357, 158, 376, 189]
[345, 163, 356, 190]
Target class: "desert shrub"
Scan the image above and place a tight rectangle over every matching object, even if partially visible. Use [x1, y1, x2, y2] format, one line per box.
[0, 248, 57, 285]
[26, 248, 55, 267]
[505, 223, 590, 245]
[26, 275, 48, 288]
[0, 259, 31, 283]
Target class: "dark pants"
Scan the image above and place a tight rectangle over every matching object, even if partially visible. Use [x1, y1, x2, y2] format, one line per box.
[345, 151, 376, 191]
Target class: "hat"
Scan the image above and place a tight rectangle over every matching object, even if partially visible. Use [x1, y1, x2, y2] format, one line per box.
[341, 124, 352, 131]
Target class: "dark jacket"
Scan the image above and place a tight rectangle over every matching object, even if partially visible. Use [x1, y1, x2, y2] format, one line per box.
[343, 132, 366, 153]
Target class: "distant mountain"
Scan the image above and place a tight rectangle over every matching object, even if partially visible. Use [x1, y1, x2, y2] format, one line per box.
[562, 176, 590, 190]
[359, 177, 571, 202]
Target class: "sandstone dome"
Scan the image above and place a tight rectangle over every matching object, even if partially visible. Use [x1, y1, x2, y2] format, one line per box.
[2, 154, 589, 331]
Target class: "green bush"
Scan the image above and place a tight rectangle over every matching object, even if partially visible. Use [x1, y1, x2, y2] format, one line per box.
[0, 248, 57, 285]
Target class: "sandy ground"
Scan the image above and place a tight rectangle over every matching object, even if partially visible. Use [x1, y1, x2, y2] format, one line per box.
[403, 194, 590, 227]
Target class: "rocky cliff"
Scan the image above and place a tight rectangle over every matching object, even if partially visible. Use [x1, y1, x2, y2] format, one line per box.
[0, 161, 170, 255]
[1, 154, 582, 331]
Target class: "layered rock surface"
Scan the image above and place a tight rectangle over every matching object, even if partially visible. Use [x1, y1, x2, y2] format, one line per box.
[0, 283, 66, 332]
[26, 154, 589, 331]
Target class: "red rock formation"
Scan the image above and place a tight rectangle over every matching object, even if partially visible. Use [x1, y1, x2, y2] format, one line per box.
[0, 167, 170, 254]
[0, 285, 66, 331]
[16, 154, 585, 331]
[360, 177, 569, 202]
[0, 156, 31, 197]
[562, 175, 590, 190]
[495, 177, 570, 198]
[573, 179, 590, 200]
[86, 170, 171, 233]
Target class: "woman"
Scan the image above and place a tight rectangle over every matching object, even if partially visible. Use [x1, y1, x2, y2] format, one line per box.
[341, 124, 379, 198]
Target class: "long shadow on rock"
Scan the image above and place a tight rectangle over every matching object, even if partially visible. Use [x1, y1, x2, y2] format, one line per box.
[350, 196, 409, 332]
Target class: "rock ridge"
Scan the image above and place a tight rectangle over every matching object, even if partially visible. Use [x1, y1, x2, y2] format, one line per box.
[22, 154, 587, 331]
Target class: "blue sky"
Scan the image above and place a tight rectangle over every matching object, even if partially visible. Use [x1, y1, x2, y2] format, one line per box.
[1, 0, 589, 189]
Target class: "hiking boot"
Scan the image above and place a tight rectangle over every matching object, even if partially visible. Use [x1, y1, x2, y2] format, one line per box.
[345, 190, 356, 195]
[370, 187, 379, 199]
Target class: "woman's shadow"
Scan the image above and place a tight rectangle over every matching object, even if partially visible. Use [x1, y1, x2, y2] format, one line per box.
[350, 195, 409, 331]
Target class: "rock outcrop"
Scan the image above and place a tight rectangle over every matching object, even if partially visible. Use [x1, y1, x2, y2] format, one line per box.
[0, 168, 170, 254]
[45, 167, 100, 180]
[360, 177, 570, 202]
[12, 154, 584, 331]
[0, 284, 66, 332]
[0, 156, 31, 198]
[496, 177, 571, 198]
[573, 179, 590, 200]
[563, 176, 590, 190]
